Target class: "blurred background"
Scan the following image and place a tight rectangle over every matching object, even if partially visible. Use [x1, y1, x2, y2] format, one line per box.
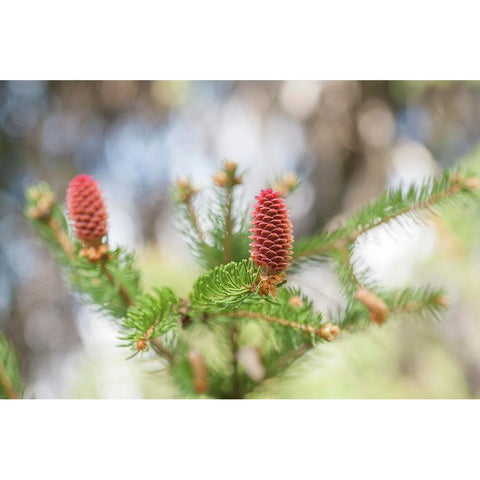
[1, 80, 480, 398]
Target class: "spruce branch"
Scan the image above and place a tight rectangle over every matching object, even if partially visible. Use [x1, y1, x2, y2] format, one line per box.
[221, 311, 324, 336]
[23, 166, 480, 399]
[386, 286, 448, 320]
[339, 286, 448, 331]
[119, 287, 179, 358]
[292, 170, 480, 266]
[70, 248, 140, 319]
[25, 183, 75, 262]
[207, 288, 338, 342]
[0, 334, 22, 399]
[172, 178, 209, 261]
[26, 180, 141, 319]
[100, 260, 134, 309]
[212, 161, 243, 264]
[0, 362, 19, 399]
[189, 259, 260, 312]
[224, 185, 234, 264]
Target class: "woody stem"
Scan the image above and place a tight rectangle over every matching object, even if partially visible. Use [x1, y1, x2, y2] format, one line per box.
[224, 186, 234, 264]
[186, 198, 207, 244]
[100, 262, 134, 308]
[219, 311, 321, 336]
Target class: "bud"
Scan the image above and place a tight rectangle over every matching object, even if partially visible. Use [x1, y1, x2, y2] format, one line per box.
[174, 178, 198, 203]
[212, 171, 229, 187]
[224, 161, 238, 172]
[288, 295, 303, 308]
[355, 287, 389, 325]
[188, 351, 209, 394]
[249, 188, 293, 275]
[212, 161, 242, 187]
[135, 338, 148, 352]
[256, 273, 286, 297]
[464, 177, 480, 191]
[435, 294, 449, 307]
[79, 244, 109, 263]
[25, 184, 55, 220]
[273, 172, 299, 197]
[318, 322, 341, 341]
[66, 174, 108, 245]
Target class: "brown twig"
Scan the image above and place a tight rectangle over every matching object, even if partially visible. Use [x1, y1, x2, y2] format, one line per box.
[222, 311, 321, 336]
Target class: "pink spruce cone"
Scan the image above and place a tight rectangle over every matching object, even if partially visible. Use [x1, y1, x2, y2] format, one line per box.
[66, 174, 108, 244]
[249, 188, 293, 274]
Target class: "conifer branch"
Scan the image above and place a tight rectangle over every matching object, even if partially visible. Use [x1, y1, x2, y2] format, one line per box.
[348, 173, 477, 242]
[222, 311, 323, 336]
[224, 186, 234, 264]
[150, 337, 175, 364]
[23, 166, 480, 399]
[46, 216, 75, 258]
[293, 171, 480, 266]
[186, 196, 207, 245]
[100, 261, 134, 308]
[209, 161, 246, 267]
[25, 183, 75, 262]
[172, 178, 208, 259]
[214, 161, 244, 264]
[0, 334, 22, 399]
[189, 260, 260, 312]
[120, 288, 179, 358]
[0, 358, 20, 399]
[386, 286, 448, 320]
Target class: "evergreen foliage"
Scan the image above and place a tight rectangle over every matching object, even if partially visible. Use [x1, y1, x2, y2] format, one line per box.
[189, 259, 260, 312]
[17, 161, 480, 398]
[292, 169, 480, 267]
[171, 164, 250, 270]
[0, 333, 23, 399]
[120, 287, 179, 357]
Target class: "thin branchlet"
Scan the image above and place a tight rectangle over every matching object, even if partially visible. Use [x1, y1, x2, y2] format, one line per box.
[100, 262, 134, 308]
[224, 186, 234, 263]
[293, 170, 480, 264]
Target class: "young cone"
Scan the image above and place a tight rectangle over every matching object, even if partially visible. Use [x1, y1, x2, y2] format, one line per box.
[249, 188, 293, 274]
[355, 287, 389, 325]
[66, 174, 108, 245]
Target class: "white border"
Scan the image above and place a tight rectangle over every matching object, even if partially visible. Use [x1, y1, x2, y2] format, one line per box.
[1, 400, 478, 479]
[2, 0, 480, 79]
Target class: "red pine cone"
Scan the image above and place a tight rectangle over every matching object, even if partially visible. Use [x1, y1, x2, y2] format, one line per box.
[66, 174, 108, 244]
[249, 188, 293, 274]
